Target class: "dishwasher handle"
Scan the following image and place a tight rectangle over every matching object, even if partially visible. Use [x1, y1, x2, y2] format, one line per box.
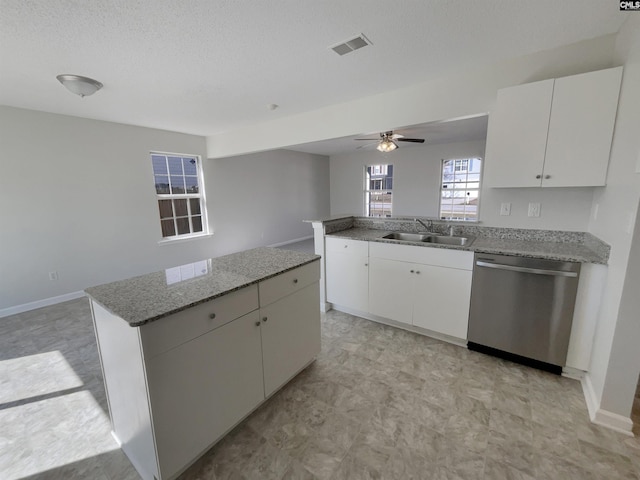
[475, 260, 578, 277]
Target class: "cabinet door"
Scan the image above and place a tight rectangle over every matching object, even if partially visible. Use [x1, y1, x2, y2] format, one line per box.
[368, 257, 414, 325]
[412, 265, 472, 340]
[325, 251, 369, 312]
[543, 67, 622, 187]
[146, 311, 264, 480]
[261, 282, 321, 397]
[483, 79, 554, 188]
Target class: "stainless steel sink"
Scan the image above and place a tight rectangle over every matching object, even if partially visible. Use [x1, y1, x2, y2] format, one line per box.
[382, 232, 433, 242]
[382, 232, 473, 246]
[423, 235, 473, 246]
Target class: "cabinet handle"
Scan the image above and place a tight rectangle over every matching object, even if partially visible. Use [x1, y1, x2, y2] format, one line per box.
[255, 321, 261, 327]
[364, 263, 368, 266]
[209, 313, 216, 319]
[416, 271, 421, 274]
[344, 245, 348, 248]
[536, 174, 542, 179]
[293, 278, 298, 284]
[262, 317, 268, 322]
[545, 175, 551, 179]
[410, 270, 414, 273]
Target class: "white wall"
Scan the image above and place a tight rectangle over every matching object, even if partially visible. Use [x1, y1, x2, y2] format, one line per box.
[330, 140, 484, 217]
[207, 35, 616, 158]
[0, 107, 329, 312]
[207, 149, 330, 256]
[480, 187, 594, 231]
[330, 139, 594, 231]
[586, 16, 640, 420]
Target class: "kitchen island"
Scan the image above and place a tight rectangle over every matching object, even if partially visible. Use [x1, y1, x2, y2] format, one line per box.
[85, 247, 321, 480]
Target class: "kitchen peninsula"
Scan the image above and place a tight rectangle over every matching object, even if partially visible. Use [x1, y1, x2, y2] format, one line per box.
[85, 247, 321, 480]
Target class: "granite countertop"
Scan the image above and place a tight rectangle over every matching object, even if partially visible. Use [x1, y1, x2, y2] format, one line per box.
[85, 247, 320, 327]
[326, 228, 608, 264]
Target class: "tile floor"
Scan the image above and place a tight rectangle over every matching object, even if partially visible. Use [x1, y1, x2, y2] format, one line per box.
[2, 298, 640, 479]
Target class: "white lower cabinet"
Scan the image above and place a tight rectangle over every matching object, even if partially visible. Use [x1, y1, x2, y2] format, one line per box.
[260, 282, 321, 396]
[368, 257, 413, 324]
[368, 258, 472, 339]
[325, 237, 369, 312]
[367, 242, 474, 341]
[412, 264, 472, 339]
[146, 310, 264, 479]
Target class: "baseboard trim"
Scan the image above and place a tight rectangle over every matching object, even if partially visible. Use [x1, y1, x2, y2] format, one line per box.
[268, 235, 314, 248]
[329, 304, 467, 348]
[0, 291, 86, 318]
[581, 374, 634, 436]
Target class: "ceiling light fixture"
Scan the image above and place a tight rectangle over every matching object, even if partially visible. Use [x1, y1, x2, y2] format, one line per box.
[56, 74, 103, 98]
[376, 137, 398, 153]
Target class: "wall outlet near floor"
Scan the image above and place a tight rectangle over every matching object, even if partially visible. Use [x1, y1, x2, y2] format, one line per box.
[49, 271, 58, 281]
[500, 202, 511, 216]
[528, 203, 541, 217]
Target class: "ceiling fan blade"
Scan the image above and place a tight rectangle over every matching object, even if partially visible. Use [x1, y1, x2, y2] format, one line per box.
[356, 142, 378, 149]
[355, 137, 379, 141]
[397, 138, 425, 143]
[390, 134, 404, 139]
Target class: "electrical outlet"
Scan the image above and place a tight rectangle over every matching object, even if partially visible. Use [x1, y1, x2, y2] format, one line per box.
[500, 202, 511, 216]
[528, 203, 541, 217]
[49, 271, 58, 281]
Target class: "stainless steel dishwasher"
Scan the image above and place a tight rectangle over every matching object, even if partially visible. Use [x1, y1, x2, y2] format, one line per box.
[467, 252, 580, 373]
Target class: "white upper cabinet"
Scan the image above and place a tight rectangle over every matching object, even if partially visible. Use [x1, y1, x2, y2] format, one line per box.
[484, 79, 554, 188]
[543, 68, 622, 187]
[484, 67, 622, 188]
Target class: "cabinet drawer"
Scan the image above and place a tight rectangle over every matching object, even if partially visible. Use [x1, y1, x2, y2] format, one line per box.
[325, 236, 369, 255]
[369, 242, 473, 270]
[259, 260, 320, 306]
[140, 285, 259, 358]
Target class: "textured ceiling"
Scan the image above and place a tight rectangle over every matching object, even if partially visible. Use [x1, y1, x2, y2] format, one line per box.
[0, 1, 627, 138]
[287, 116, 489, 156]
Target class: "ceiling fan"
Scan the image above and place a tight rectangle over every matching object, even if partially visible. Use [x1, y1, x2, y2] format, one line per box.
[355, 130, 425, 152]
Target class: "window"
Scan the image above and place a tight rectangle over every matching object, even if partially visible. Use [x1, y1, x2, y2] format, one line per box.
[365, 164, 393, 217]
[439, 158, 482, 221]
[151, 153, 207, 238]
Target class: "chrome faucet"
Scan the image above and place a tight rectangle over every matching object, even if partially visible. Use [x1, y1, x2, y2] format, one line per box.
[414, 218, 432, 232]
[447, 224, 455, 236]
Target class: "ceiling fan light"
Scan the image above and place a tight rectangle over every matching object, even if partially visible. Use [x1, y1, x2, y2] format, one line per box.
[56, 74, 103, 98]
[377, 139, 397, 153]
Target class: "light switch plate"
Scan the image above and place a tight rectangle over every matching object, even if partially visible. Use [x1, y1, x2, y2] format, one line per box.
[528, 203, 541, 217]
[500, 202, 511, 216]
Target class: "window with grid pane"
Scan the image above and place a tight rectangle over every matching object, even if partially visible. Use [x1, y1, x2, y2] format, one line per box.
[439, 158, 482, 221]
[365, 164, 393, 217]
[151, 153, 207, 238]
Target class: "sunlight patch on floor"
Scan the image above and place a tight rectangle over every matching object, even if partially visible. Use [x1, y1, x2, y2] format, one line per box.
[0, 350, 83, 405]
[0, 390, 118, 479]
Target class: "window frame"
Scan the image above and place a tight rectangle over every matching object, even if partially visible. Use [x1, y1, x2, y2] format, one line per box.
[150, 151, 210, 242]
[439, 157, 483, 222]
[364, 163, 393, 218]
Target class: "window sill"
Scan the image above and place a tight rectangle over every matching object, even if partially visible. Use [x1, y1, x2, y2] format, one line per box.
[158, 232, 213, 246]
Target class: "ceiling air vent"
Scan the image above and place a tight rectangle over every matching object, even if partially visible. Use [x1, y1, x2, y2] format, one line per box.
[330, 34, 371, 56]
